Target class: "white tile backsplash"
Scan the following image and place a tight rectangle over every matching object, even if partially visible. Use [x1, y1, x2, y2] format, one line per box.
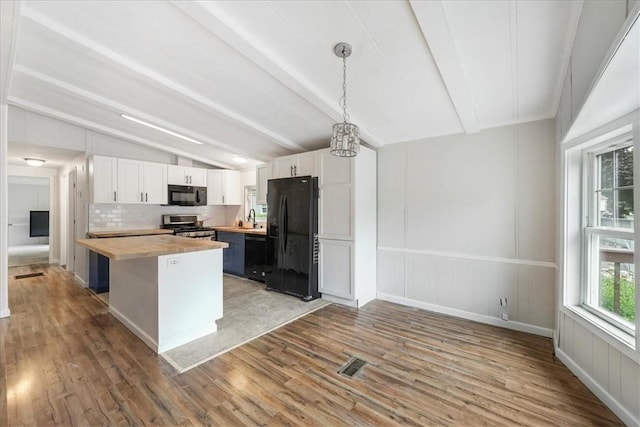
[88, 204, 240, 232]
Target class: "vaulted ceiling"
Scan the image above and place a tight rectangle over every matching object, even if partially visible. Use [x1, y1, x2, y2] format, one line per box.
[1, 0, 582, 169]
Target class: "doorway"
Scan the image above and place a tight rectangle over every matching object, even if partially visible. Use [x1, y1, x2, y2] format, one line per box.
[7, 176, 51, 267]
[67, 169, 77, 273]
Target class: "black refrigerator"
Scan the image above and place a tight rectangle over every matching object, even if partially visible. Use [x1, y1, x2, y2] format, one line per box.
[265, 176, 320, 301]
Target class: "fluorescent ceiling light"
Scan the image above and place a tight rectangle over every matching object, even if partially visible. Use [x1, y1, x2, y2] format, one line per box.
[232, 156, 248, 164]
[121, 114, 203, 145]
[24, 158, 45, 167]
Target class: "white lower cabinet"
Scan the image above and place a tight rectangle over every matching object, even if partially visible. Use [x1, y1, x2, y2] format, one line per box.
[318, 239, 354, 300]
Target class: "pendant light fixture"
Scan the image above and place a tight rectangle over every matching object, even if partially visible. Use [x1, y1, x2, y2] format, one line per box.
[330, 42, 360, 157]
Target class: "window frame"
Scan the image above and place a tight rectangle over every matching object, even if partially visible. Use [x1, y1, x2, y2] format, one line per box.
[582, 133, 636, 336]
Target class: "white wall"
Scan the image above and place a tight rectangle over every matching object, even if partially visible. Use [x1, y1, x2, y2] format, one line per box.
[1, 104, 10, 318]
[557, 0, 633, 142]
[555, 2, 640, 425]
[377, 119, 556, 336]
[8, 177, 50, 246]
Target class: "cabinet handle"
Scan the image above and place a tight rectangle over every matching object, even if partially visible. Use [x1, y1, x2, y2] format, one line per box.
[189, 175, 192, 184]
[185, 175, 188, 184]
[145, 193, 148, 202]
[141, 192, 144, 202]
[290, 165, 293, 176]
[294, 165, 297, 176]
[114, 191, 117, 202]
[222, 195, 225, 204]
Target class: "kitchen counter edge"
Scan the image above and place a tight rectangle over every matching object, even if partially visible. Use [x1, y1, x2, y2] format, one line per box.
[213, 226, 267, 235]
[77, 235, 229, 261]
[87, 228, 174, 238]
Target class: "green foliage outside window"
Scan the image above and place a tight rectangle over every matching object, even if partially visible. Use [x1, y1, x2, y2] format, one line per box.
[599, 269, 636, 322]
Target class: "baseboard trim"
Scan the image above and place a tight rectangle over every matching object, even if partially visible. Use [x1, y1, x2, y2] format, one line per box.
[158, 323, 218, 354]
[555, 348, 638, 427]
[322, 294, 359, 308]
[109, 306, 159, 353]
[377, 293, 554, 338]
[0, 308, 10, 318]
[73, 274, 86, 287]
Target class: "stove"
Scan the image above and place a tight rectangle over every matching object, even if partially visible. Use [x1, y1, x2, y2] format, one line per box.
[161, 214, 216, 240]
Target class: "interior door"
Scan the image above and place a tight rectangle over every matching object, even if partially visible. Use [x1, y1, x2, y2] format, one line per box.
[67, 169, 76, 272]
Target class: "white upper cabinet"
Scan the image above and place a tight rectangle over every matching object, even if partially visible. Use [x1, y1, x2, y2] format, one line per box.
[143, 162, 168, 204]
[168, 165, 207, 186]
[90, 155, 118, 204]
[256, 164, 269, 205]
[271, 152, 317, 179]
[317, 149, 354, 240]
[207, 170, 242, 205]
[117, 158, 144, 204]
[90, 156, 167, 205]
[117, 159, 168, 204]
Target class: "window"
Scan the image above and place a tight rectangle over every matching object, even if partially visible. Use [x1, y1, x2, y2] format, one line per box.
[584, 138, 636, 334]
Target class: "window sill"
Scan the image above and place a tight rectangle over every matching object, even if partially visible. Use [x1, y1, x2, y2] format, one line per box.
[562, 305, 638, 362]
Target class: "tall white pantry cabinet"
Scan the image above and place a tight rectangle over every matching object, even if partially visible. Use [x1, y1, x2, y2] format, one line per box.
[316, 146, 377, 307]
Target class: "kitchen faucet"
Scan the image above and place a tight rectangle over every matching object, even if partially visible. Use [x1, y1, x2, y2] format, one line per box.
[247, 208, 256, 228]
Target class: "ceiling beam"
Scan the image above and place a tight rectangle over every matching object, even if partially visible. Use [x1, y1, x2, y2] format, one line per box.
[18, 5, 304, 153]
[0, 0, 21, 102]
[11, 64, 270, 162]
[170, 0, 383, 148]
[409, 0, 480, 134]
[7, 96, 236, 169]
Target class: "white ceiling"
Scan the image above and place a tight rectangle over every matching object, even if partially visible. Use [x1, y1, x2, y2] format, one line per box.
[1, 0, 582, 168]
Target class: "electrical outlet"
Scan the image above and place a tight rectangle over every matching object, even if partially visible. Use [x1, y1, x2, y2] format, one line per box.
[167, 258, 180, 266]
[500, 297, 508, 307]
[500, 313, 509, 321]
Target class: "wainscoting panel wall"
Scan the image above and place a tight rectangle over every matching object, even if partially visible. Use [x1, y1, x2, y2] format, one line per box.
[557, 311, 640, 423]
[377, 119, 556, 336]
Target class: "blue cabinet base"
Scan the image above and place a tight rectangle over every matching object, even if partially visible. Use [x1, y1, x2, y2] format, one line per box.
[89, 250, 109, 293]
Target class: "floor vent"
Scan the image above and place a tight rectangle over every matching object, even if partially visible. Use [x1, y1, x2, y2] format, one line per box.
[14, 272, 45, 280]
[338, 356, 367, 378]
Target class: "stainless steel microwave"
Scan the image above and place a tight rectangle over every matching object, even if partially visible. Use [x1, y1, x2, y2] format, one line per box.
[167, 185, 207, 206]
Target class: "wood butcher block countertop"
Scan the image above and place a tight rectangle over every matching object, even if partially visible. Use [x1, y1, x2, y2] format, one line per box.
[77, 235, 229, 261]
[213, 226, 267, 235]
[86, 228, 174, 238]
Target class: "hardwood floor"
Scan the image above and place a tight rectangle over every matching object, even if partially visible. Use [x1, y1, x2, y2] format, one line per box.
[1, 264, 622, 426]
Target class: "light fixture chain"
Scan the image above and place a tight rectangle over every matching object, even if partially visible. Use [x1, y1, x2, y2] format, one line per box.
[330, 42, 359, 158]
[340, 48, 350, 123]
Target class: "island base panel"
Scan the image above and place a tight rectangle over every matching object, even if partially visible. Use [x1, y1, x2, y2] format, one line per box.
[109, 249, 223, 353]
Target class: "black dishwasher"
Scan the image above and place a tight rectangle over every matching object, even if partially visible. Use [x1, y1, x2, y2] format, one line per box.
[245, 234, 266, 282]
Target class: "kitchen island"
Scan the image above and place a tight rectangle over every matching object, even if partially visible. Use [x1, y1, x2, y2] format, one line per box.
[77, 235, 228, 353]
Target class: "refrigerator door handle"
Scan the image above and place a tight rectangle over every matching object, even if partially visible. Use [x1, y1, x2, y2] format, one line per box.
[278, 194, 285, 255]
[282, 195, 288, 252]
